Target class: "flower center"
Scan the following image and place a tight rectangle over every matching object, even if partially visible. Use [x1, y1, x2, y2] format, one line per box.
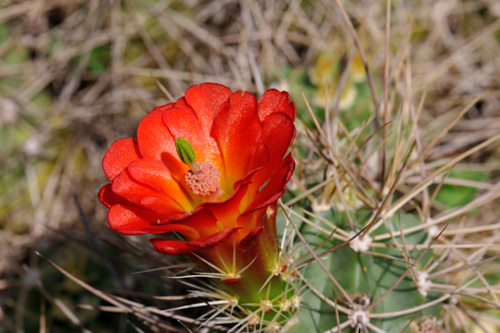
[185, 161, 221, 196]
[175, 136, 222, 198]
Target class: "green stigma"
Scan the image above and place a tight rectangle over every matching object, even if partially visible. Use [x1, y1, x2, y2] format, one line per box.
[175, 137, 199, 173]
[175, 137, 196, 165]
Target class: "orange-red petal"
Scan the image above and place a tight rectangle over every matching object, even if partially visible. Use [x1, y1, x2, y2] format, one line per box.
[237, 226, 264, 252]
[150, 239, 197, 255]
[150, 226, 240, 255]
[173, 96, 196, 115]
[235, 144, 270, 211]
[185, 228, 241, 249]
[163, 108, 221, 168]
[258, 89, 296, 122]
[137, 106, 188, 178]
[107, 204, 196, 236]
[127, 159, 192, 210]
[243, 153, 295, 216]
[184, 83, 232, 138]
[211, 91, 262, 190]
[250, 113, 296, 193]
[235, 144, 269, 189]
[111, 169, 184, 215]
[102, 138, 142, 181]
[198, 181, 251, 234]
[153, 207, 222, 238]
[98, 183, 129, 208]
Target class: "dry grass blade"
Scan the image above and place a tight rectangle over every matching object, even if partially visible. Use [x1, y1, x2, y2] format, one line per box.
[299, 83, 328, 143]
[330, 46, 356, 140]
[386, 134, 500, 218]
[361, 141, 416, 237]
[22, 264, 91, 333]
[73, 194, 129, 293]
[39, 299, 46, 333]
[379, 0, 392, 192]
[99, 238, 168, 267]
[323, 0, 379, 113]
[414, 19, 500, 93]
[418, 88, 492, 160]
[35, 252, 183, 331]
[127, 319, 147, 333]
[150, 72, 175, 102]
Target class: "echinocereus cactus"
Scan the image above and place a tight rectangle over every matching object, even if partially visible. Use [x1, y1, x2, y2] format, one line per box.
[71, 78, 498, 333]
[97, 82, 299, 327]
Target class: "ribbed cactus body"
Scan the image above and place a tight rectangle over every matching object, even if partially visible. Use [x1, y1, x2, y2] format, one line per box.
[285, 210, 442, 332]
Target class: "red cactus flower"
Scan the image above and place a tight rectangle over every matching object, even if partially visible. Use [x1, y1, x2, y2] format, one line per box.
[98, 83, 295, 284]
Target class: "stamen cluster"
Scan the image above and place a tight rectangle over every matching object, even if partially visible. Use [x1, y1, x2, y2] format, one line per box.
[185, 161, 220, 196]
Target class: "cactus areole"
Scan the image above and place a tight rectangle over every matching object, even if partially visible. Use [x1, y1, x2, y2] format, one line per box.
[98, 83, 296, 305]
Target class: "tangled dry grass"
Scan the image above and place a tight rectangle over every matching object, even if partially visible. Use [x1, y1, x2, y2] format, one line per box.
[1, 0, 500, 332]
